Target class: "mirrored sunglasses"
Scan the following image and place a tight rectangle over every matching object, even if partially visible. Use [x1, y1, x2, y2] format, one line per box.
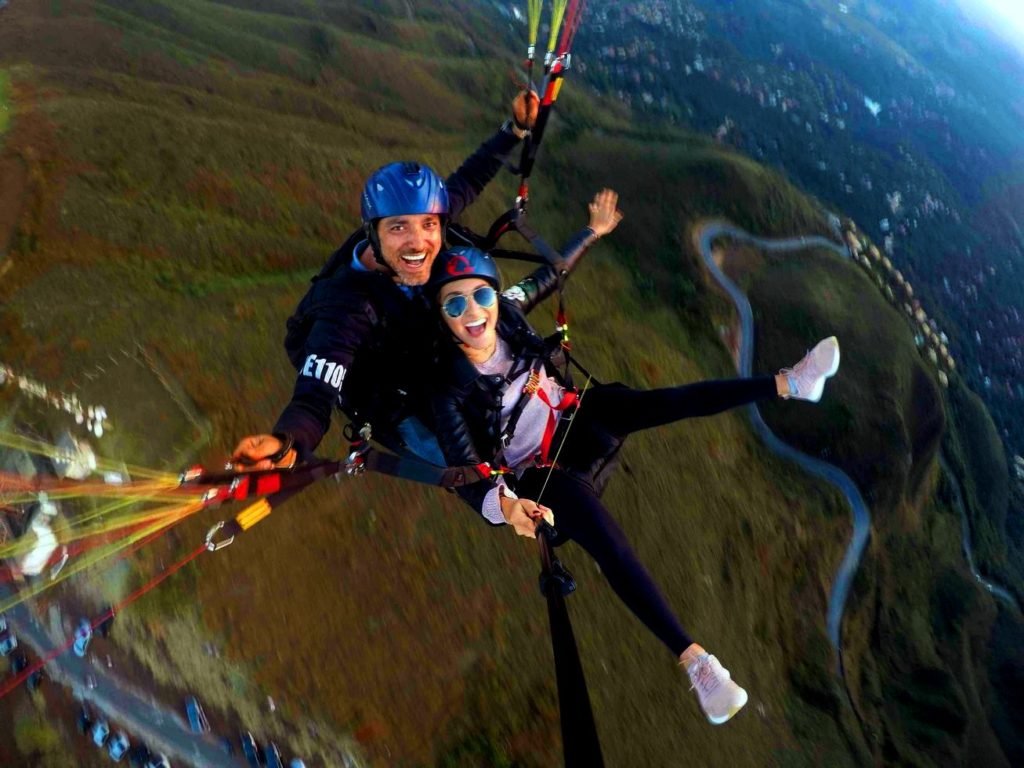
[441, 285, 498, 319]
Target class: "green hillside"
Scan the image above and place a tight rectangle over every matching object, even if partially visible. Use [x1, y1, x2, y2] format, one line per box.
[0, 69, 11, 139]
[1, 1, 1021, 767]
[725, 241, 1022, 767]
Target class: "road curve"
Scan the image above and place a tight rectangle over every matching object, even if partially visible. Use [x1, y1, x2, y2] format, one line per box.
[695, 220, 870, 654]
[938, 454, 1021, 611]
[3, 590, 246, 767]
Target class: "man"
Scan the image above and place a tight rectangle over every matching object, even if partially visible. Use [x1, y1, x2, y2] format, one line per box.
[232, 92, 538, 470]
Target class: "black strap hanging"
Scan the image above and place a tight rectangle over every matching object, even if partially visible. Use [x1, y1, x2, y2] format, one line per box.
[537, 522, 605, 768]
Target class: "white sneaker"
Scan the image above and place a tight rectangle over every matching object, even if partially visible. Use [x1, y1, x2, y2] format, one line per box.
[781, 336, 840, 402]
[687, 654, 748, 725]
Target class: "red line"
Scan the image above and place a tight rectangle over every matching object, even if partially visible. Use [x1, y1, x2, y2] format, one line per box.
[0, 543, 207, 699]
[0, 513, 188, 585]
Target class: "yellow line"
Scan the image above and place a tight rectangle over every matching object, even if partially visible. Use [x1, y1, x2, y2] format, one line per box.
[547, 0, 569, 53]
[528, 0, 544, 46]
[0, 504, 202, 614]
[0, 431, 177, 482]
[235, 499, 272, 531]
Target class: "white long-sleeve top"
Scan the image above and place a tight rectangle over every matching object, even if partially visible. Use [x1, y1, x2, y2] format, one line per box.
[473, 337, 568, 524]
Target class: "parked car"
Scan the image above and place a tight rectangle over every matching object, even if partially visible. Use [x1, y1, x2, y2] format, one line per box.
[145, 754, 170, 768]
[108, 731, 130, 761]
[263, 742, 283, 768]
[76, 702, 93, 735]
[72, 618, 93, 657]
[26, 667, 44, 692]
[9, 651, 28, 677]
[90, 718, 110, 747]
[184, 694, 209, 733]
[127, 743, 151, 768]
[0, 613, 7, 633]
[98, 605, 115, 638]
[240, 731, 262, 767]
[0, 629, 17, 656]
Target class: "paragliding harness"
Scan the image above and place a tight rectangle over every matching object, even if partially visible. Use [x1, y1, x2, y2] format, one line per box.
[468, 2, 604, 763]
[283, 1, 604, 762]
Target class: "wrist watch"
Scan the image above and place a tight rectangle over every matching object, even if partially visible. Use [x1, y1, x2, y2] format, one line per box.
[267, 432, 295, 465]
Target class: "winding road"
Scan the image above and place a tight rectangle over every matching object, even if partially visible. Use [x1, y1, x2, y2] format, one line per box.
[696, 220, 1022, 665]
[938, 454, 1021, 611]
[695, 221, 870, 655]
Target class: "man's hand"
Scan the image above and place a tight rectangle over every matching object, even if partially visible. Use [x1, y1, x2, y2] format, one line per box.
[512, 88, 540, 133]
[230, 434, 297, 472]
[587, 188, 624, 238]
[500, 494, 555, 538]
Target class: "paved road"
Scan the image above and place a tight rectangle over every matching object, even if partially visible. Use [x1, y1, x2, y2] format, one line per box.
[695, 221, 870, 654]
[4, 592, 246, 767]
[938, 454, 1021, 611]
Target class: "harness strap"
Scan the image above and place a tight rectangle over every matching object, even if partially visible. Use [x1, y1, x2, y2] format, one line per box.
[499, 357, 545, 450]
[537, 521, 605, 768]
[510, 210, 567, 270]
[181, 451, 493, 500]
[535, 384, 579, 465]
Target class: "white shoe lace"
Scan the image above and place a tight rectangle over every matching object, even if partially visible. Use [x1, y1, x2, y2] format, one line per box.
[688, 656, 722, 696]
[778, 348, 811, 398]
[779, 347, 813, 378]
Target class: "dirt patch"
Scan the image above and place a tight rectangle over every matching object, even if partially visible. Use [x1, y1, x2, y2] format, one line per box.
[0, 151, 27, 258]
[0, 77, 72, 295]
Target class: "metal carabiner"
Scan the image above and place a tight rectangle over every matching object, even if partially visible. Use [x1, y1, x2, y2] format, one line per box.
[204, 521, 234, 552]
[345, 448, 367, 476]
[345, 428, 373, 476]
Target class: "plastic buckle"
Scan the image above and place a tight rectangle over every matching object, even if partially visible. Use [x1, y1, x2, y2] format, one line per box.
[204, 521, 234, 552]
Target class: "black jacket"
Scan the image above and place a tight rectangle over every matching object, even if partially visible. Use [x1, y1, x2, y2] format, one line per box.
[274, 126, 521, 457]
[431, 227, 609, 519]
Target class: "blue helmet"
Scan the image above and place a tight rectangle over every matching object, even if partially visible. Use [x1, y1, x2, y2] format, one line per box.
[361, 162, 449, 223]
[430, 246, 502, 293]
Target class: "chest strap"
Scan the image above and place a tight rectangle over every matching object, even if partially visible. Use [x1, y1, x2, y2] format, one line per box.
[498, 356, 543, 450]
[535, 384, 579, 465]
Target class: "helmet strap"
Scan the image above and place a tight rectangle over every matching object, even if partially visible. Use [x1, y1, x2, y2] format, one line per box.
[365, 221, 390, 270]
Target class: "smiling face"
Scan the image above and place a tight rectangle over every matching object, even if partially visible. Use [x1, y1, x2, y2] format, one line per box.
[376, 213, 444, 286]
[438, 277, 499, 357]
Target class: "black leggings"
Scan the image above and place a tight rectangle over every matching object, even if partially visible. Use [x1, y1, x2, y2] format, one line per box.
[518, 375, 777, 656]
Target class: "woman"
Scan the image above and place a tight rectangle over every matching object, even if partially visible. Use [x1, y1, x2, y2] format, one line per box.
[429, 190, 840, 724]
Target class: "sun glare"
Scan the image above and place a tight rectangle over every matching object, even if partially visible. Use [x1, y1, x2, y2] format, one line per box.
[965, 0, 1024, 56]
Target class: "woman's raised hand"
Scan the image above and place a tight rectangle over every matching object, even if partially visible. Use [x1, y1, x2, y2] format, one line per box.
[587, 188, 624, 238]
[502, 496, 554, 538]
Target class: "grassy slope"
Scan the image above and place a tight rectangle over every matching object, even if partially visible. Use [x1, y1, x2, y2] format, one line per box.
[0, 0, 1020, 766]
[0, 68, 10, 138]
[943, 381, 1019, 587]
[723, 240, 1023, 767]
